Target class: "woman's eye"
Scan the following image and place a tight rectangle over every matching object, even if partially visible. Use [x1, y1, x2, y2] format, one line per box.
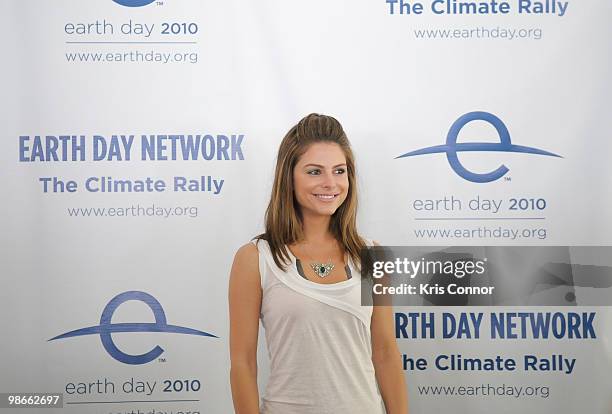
[306, 168, 345, 175]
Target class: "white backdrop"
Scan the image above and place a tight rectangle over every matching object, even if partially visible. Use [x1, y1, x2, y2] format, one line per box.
[1, 0, 611, 413]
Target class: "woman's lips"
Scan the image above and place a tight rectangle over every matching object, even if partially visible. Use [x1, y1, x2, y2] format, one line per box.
[313, 193, 339, 202]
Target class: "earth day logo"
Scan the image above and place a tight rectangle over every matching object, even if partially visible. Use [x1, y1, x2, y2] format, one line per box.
[112, 0, 156, 7]
[49, 291, 217, 365]
[396, 111, 562, 183]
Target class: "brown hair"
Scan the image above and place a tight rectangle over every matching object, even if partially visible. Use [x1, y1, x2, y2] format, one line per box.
[255, 113, 366, 271]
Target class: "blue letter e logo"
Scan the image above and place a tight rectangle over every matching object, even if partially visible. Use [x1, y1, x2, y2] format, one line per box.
[113, 0, 156, 7]
[396, 111, 562, 183]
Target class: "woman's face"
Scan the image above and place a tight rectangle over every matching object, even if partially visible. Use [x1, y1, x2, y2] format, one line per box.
[293, 142, 349, 218]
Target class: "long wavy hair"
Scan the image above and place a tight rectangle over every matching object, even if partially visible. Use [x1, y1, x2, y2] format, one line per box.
[255, 113, 366, 271]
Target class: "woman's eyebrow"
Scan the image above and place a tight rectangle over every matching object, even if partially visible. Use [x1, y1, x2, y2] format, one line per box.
[303, 163, 347, 168]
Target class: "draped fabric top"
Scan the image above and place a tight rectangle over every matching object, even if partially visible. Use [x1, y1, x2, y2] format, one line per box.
[253, 238, 385, 414]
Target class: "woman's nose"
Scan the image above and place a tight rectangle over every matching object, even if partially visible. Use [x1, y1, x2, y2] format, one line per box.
[320, 171, 335, 188]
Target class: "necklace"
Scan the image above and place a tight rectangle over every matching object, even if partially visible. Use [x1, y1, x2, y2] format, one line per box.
[298, 243, 342, 278]
[310, 261, 334, 278]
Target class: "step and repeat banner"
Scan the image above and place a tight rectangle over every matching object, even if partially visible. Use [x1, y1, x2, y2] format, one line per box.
[1, 0, 611, 413]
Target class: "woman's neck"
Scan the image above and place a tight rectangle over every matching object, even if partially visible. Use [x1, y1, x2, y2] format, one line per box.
[300, 212, 334, 245]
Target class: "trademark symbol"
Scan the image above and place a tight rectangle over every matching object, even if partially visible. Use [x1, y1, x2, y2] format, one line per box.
[504, 176, 512, 182]
[158, 357, 166, 363]
[156, 1, 164, 5]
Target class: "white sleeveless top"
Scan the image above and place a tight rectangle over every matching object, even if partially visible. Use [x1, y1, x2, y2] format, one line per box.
[253, 239, 385, 414]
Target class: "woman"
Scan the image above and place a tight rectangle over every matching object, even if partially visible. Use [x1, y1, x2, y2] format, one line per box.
[228, 113, 408, 413]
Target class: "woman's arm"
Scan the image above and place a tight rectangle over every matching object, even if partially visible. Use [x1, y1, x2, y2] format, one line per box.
[229, 243, 262, 414]
[371, 241, 409, 414]
[372, 304, 409, 413]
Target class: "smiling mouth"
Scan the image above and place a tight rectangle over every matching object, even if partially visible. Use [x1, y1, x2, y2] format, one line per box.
[313, 193, 339, 200]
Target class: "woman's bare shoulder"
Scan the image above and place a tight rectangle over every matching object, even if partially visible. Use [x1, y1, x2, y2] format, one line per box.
[231, 241, 260, 278]
[236, 240, 259, 256]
